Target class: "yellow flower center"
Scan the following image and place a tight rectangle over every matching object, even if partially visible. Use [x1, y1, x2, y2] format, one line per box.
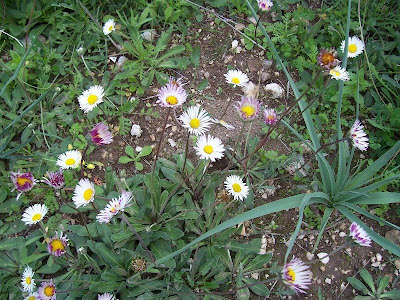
[26, 276, 31, 284]
[189, 118, 200, 129]
[203, 145, 213, 154]
[232, 77, 240, 84]
[83, 189, 93, 201]
[267, 115, 275, 120]
[28, 296, 35, 300]
[109, 25, 113, 31]
[330, 70, 340, 77]
[50, 239, 65, 252]
[348, 44, 357, 53]
[241, 106, 255, 117]
[65, 158, 76, 166]
[287, 268, 296, 283]
[44, 285, 55, 296]
[32, 214, 42, 221]
[321, 52, 334, 65]
[232, 183, 241, 193]
[17, 177, 32, 186]
[166, 96, 178, 105]
[87, 94, 98, 105]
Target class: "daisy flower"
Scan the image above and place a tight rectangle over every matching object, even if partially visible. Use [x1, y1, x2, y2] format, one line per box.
[56, 150, 82, 169]
[22, 204, 48, 226]
[42, 170, 65, 190]
[103, 19, 116, 35]
[179, 106, 213, 136]
[72, 178, 95, 208]
[38, 280, 56, 300]
[89, 122, 113, 145]
[98, 293, 115, 300]
[329, 66, 350, 81]
[349, 222, 372, 247]
[21, 266, 35, 292]
[78, 85, 104, 113]
[317, 48, 340, 71]
[281, 258, 312, 294]
[96, 190, 133, 224]
[264, 108, 278, 125]
[157, 83, 187, 107]
[194, 135, 225, 162]
[10, 171, 36, 200]
[349, 119, 369, 151]
[235, 96, 261, 121]
[47, 231, 69, 257]
[224, 175, 249, 201]
[224, 69, 249, 87]
[24, 292, 39, 300]
[168, 76, 185, 87]
[341, 36, 365, 58]
[258, 0, 273, 11]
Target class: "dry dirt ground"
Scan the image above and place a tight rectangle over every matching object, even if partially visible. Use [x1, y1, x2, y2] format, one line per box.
[86, 11, 399, 300]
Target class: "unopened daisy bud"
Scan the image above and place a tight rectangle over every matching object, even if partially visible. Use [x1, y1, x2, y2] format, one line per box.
[282, 258, 312, 294]
[103, 19, 116, 35]
[10, 171, 36, 200]
[42, 170, 65, 190]
[349, 222, 371, 247]
[263, 108, 278, 125]
[76, 46, 85, 55]
[68, 144, 73, 150]
[318, 48, 340, 71]
[87, 163, 95, 170]
[131, 257, 147, 273]
[89, 122, 113, 146]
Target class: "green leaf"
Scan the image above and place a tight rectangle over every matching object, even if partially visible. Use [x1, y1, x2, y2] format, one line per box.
[22, 253, 48, 265]
[135, 161, 143, 171]
[243, 253, 272, 272]
[359, 269, 375, 293]
[349, 192, 400, 205]
[157, 45, 185, 64]
[380, 290, 400, 299]
[138, 146, 152, 157]
[89, 281, 121, 293]
[242, 277, 270, 296]
[312, 207, 333, 253]
[95, 243, 123, 267]
[119, 156, 134, 164]
[125, 145, 135, 158]
[347, 277, 370, 293]
[377, 275, 390, 294]
[191, 46, 201, 67]
[0, 237, 25, 250]
[151, 239, 176, 268]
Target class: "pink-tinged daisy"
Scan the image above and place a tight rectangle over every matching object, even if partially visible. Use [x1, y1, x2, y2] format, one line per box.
[282, 258, 312, 294]
[224, 69, 249, 87]
[21, 204, 48, 226]
[96, 190, 133, 223]
[329, 66, 350, 81]
[168, 76, 185, 87]
[263, 108, 278, 125]
[235, 96, 261, 121]
[349, 119, 369, 151]
[78, 85, 104, 113]
[89, 122, 113, 145]
[98, 293, 116, 300]
[341, 36, 365, 58]
[157, 83, 187, 107]
[42, 170, 65, 190]
[72, 178, 95, 208]
[47, 231, 69, 257]
[21, 265, 36, 292]
[10, 171, 36, 201]
[38, 280, 56, 300]
[179, 106, 213, 136]
[349, 222, 372, 247]
[194, 135, 225, 162]
[258, 0, 273, 11]
[317, 48, 340, 71]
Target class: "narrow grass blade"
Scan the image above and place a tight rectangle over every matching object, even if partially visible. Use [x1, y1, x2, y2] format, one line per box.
[349, 192, 400, 205]
[312, 206, 333, 253]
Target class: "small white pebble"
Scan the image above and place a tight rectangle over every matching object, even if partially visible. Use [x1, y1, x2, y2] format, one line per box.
[325, 278, 332, 284]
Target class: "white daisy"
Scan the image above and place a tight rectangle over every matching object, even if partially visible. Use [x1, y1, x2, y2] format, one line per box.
[282, 258, 312, 294]
[224, 175, 249, 201]
[103, 19, 116, 35]
[157, 83, 187, 107]
[340, 36, 364, 58]
[78, 85, 104, 113]
[21, 204, 48, 226]
[329, 66, 350, 81]
[24, 292, 39, 300]
[179, 106, 213, 136]
[224, 69, 249, 87]
[98, 293, 115, 300]
[56, 150, 82, 169]
[194, 135, 225, 162]
[72, 178, 95, 208]
[96, 190, 133, 224]
[349, 119, 369, 151]
[21, 266, 36, 292]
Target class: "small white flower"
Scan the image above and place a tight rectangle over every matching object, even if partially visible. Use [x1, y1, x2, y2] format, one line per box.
[194, 135, 225, 162]
[350, 119, 369, 151]
[341, 36, 365, 58]
[77, 247, 85, 254]
[98, 293, 116, 300]
[72, 178, 95, 208]
[317, 253, 330, 264]
[179, 106, 213, 136]
[131, 124, 142, 137]
[78, 85, 104, 113]
[224, 69, 249, 87]
[24, 292, 39, 300]
[224, 175, 249, 201]
[21, 266, 36, 292]
[21, 204, 48, 226]
[56, 150, 82, 169]
[103, 19, 116, 35]
[329, 66, 350, 81]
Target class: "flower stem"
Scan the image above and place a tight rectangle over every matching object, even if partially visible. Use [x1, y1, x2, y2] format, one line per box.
[80, 144, 89, 179]
[181, 131, 190, 176]
[152, 107, 171, 177]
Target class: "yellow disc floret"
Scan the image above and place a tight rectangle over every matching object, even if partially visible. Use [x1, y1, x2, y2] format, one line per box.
[203, 145, 213, 154]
